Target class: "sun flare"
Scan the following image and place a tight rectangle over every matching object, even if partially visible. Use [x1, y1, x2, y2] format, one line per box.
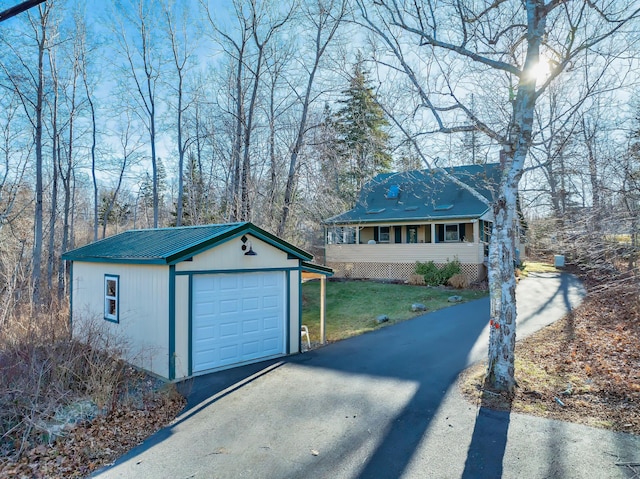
[529, 59, 550, 84]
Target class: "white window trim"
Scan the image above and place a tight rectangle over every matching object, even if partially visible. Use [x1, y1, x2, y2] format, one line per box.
[444, 224, 460, 242]
[104, 275, 119, 323]
[378, 226, 390, 243]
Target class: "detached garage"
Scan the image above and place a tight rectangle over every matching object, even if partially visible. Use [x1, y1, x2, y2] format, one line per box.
[62, 222, 332, 381]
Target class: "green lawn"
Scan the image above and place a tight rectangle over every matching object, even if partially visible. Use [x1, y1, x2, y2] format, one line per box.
[301, 280, 487, 343]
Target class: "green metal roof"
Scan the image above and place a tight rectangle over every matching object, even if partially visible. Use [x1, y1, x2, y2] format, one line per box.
[62, 222, 313, 264]
[325, 163, 500, 225]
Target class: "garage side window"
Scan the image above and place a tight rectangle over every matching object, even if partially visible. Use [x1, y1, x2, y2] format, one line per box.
[104, 275, 119, 323]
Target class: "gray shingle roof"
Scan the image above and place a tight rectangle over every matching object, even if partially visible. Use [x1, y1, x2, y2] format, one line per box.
[325, 163, 500, 224]
[62, 222, 313, 264]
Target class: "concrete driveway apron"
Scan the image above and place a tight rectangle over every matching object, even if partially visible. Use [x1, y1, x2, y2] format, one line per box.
[95, 273, 640, 479]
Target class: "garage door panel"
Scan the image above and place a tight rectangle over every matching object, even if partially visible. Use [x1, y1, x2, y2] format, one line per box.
[243, 318, 260, 333]
[242, 340, 260, 355]
[192, 271, 286, 373]
[197, 325, 216, 339]
[219, 322, 239, 338]
[242, 275, 260, 288]
[220, 344, 239, 360]
[263, 295, 279, 309]
[263, 337, 279, 350]
[242, 297, 259, 311]
[219, 275, 239, 288]
[263, 315, 280, 329]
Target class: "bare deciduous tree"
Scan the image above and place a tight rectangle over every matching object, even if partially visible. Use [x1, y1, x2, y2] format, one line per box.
[112, 0, 164, 228]
[357, 0, 640, 391]
[277, 0, 348, 236]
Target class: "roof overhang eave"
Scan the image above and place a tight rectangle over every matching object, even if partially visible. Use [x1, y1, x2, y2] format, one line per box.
[325, 211, 490, 225]
[301, 261, 334, 276]
[61, 256, 167, 265]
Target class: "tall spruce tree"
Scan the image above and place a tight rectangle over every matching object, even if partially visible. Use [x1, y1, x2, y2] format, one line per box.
[333, 55, 392, 204]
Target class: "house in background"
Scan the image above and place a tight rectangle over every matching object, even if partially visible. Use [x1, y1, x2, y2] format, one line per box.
[324, 163, 513, 283]
[62, 222, 332, 381]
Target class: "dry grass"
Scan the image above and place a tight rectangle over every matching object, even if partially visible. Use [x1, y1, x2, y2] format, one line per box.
[0, 303, 185, 477]
[459, 278, 640, 435]
[522, 261, 559, 274]
[447, 273, 470, 289]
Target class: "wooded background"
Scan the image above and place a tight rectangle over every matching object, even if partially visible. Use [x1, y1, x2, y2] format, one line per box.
[1, 0, 639, 312]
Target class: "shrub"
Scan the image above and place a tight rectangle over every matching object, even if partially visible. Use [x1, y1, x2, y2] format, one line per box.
[0, 307, 134, 458]
[448, 273, 469, 289]
[415, 258, 462, 286]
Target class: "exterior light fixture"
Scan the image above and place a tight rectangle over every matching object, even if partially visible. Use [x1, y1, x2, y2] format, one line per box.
[241, 234, 257, 256]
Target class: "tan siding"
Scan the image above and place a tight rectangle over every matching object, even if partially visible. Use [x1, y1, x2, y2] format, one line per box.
[326, 243, 484, 264]
[289, 270, 301, 354]
[174, 276, 190, 379]
[177, 234, 297, 272]
[360, 228, 374, 243]
[71, 262, 170, 378]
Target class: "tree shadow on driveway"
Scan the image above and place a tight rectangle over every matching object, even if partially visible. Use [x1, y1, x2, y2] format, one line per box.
[285, 297, 492, 478]
[96, 274, 591, 479]
[461, 391, 512, 479]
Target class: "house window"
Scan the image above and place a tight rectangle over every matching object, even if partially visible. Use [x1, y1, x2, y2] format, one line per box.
[445, 224, 459, 242]
[407, 226, 418, 244]
[104, 275, 119, 323]
[327, 227, 356, 244]
[378, 226, 390, 243]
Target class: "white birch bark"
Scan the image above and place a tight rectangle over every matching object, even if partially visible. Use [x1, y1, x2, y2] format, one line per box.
[357, 0, 640, 391]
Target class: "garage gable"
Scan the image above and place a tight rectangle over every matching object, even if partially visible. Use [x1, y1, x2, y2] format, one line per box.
[177, 234, 297, 273]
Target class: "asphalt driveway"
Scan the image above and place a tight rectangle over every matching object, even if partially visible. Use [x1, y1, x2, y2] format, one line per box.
[95, 273, 640, 479]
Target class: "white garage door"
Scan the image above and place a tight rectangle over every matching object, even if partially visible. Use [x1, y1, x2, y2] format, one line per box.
[192, 271, 286, 373]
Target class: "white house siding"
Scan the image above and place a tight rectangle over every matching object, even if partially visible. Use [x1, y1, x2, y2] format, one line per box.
[288, 269, 301, 354]
[71, 262, 170, 378]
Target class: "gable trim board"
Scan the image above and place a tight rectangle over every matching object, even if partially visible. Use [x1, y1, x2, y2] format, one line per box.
[63, 223, 330, 381]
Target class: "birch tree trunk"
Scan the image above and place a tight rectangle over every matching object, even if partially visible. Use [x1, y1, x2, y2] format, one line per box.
[486, 172, 520, 391]
[357, 0, 639, 391]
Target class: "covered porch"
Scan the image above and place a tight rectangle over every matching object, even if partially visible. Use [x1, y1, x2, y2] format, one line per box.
[324, 219, 491, 283]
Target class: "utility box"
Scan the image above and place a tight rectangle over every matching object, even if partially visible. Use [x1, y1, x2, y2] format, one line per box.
[554, 254, 565, 268]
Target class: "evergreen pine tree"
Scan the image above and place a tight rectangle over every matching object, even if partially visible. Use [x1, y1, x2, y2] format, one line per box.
[139, 158, 167, 227]
[332, 54, 392, 204]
